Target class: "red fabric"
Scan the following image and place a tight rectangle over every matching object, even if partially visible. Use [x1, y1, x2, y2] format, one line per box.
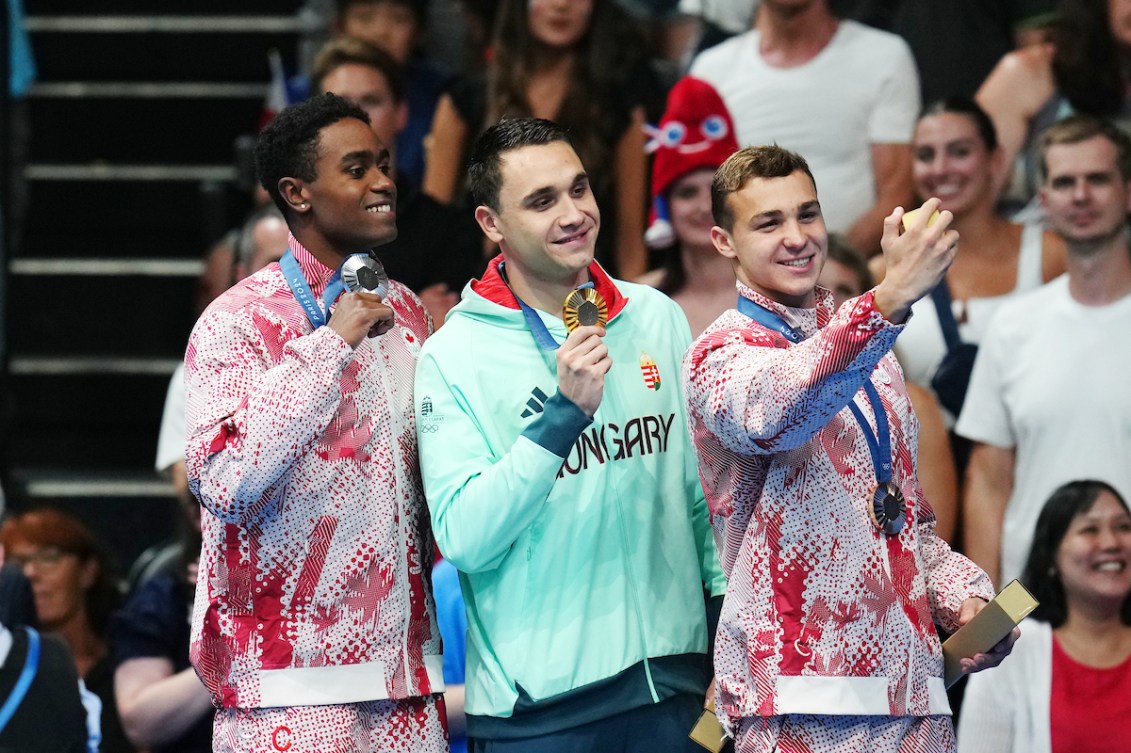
[213, 695, 448, 753]
[1050, 635, 1131, 753]
[646, 76, 740, 201]
[682, 283, 994, 723]
[471, 253, 629, 321]
[185, 236, 441, 708]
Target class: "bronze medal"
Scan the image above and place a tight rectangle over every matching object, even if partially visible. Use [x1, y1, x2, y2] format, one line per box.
[341, 254, 390, 298]
[563, 287, 608, 332]
[869, 482, 906, 535]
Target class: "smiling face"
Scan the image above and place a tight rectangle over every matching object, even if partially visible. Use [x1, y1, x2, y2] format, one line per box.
[285, 117, 397, 257]
[1057, 490, 1131, 611]
[475, 140, 600, 290]
[1041, 134, 1131, 248]
[668, 168, 716, 253]
[527, 0, 594, 49]
[711, 170, 827, 308]
[913, 112, 998, 217]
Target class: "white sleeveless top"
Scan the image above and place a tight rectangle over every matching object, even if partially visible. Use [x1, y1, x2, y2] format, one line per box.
[894, 222, 1046, 391]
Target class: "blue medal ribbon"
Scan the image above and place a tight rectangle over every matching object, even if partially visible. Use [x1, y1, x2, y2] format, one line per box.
[737, 293, 893, 486]
[280, 250, 357, 328]
[501, 260, 595, 352]
[847, 381, 893, 485]
[736, 295, 805, 344]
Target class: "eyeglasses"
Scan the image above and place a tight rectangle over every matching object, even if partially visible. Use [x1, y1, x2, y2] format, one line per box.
[7, 546, 70, 571]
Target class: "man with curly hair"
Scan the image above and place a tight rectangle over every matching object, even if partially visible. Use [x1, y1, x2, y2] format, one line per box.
[184, 93, 447, 752]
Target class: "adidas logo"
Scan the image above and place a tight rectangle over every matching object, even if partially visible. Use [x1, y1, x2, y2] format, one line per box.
[520, 387, 550, 418]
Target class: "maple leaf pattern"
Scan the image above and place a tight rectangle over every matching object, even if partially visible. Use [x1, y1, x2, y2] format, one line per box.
[683, 284, 994, 725]
[186, 242, 442, 708]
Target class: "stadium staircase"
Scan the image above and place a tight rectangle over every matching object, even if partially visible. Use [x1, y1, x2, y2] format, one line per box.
[2, 0, 313, 568]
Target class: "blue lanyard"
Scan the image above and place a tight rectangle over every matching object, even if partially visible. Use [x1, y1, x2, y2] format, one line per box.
[847, 381, 893, 484]
[737, 293, 892, 484]
[736, 295, 804, 344]
[0, 627, 40, 734]
[280, 250, 347, 328]
[501, 260, 595, 352]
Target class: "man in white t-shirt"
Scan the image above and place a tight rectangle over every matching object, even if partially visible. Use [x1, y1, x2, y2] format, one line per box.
[957, 115, 1131, 587]
[689, 0, 917, 256]
[678, 0, 757, 36]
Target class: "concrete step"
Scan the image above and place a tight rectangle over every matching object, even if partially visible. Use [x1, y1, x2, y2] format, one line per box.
[21, 177, 253, 261]
[30, 96, 266, 163]
[8, 273, 197, 356]
[6, 372, 172, 470]
[31, 27, 304, 83]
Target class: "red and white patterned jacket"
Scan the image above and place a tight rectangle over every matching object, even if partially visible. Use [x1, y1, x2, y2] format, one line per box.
[185, 236, 443, 709]
[682, 284, 992, 726]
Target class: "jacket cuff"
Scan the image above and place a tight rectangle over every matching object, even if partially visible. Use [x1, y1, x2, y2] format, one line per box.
[520, 390, 592, 458]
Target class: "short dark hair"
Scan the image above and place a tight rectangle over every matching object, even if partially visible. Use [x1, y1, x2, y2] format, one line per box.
[1022, 479, 1131, 627]
[711, 145, 817, 231]
[337, 0, 427, 28]
[468, 117, 573, 211]
[254, 92, 370, 217]
[920, 97, 999, 152]
[312, 36, 404, 104]
[1038, 114, 1131, 183]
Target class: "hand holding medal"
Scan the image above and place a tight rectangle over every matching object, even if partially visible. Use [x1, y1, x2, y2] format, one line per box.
[557, 285, 611, 417]
[332, 253, 395, 342]
[341, 253, 390, 299]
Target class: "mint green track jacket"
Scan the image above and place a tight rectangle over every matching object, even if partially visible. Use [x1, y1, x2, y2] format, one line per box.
[414, 258, 726, 725]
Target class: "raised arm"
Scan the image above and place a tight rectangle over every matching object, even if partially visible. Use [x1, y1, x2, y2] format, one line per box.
[613, 106, 650, 279]
[847, 36, 919, 256]
[845, 143, 914, 256]
[685, 293, 906, 457]
[687, 200, 958, 456]
[423, 93, 470, 205]
[975, 44, 1057, 202]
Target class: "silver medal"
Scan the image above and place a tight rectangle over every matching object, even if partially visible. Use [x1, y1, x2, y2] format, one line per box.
[341, 254, 389, 298]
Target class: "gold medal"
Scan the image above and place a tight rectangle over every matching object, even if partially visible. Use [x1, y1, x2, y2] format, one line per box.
[869, 482, 906, 535]
[563, 287, 608, 332]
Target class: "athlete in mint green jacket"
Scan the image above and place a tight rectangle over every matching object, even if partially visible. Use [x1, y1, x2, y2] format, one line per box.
[414, 119, 726, 750]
